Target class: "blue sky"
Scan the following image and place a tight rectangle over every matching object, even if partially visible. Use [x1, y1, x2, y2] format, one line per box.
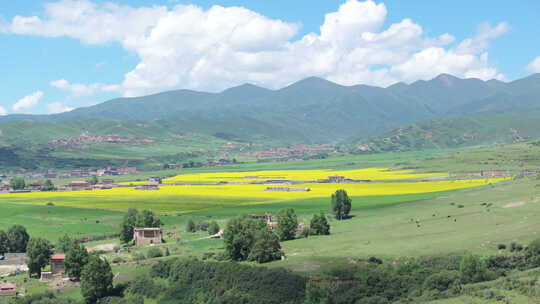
[1, 0, 539, 115]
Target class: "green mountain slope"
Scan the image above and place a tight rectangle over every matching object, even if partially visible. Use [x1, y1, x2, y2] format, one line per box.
[359, 108, 540, 152]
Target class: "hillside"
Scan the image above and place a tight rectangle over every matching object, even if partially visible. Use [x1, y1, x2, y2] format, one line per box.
[1, 73, 540, 169]
[358, 108, 540, 152]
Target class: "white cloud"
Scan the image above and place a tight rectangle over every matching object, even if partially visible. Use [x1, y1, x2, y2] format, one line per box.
[526, 56, 540, 73]
[12, 91, 44, 112]
[0, 106, 7, 116]
[50, 79, 121, 97]
[5, 0, 510, 96]
[47, 102, 74, 114]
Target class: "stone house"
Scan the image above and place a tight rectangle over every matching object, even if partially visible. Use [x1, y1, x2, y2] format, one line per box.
[50, 254, 65, 276]
[133, 228, 162, 246]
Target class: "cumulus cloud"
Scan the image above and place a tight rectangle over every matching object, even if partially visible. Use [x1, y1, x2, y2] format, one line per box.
[12, 91, 44, 112]
[0, 106, 7, 116]
[50, 79, 121, 97]
[4, 0, 510, 96]
[526, 57, 540, 73]
[47, 102, 74, 114]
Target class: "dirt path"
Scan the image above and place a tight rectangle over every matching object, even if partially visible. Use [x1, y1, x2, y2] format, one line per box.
[87, 243, 118, 252]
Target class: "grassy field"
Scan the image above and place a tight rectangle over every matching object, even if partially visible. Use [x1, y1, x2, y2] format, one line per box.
[1, 142, 540, 303]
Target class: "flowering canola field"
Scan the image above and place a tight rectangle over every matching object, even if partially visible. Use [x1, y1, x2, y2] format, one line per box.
[0, 168, 506, 214]
[163, 168, 446, 183]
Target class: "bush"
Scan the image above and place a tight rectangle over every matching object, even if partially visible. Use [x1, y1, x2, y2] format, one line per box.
[147, 247, 163, 259]
[527, 238, 540, 256]
[368, 256, 383, 264]
[185, 220, 196, 233]
[497, 244, 507, 250]
[112, 256, 125, 264]
[129, 276, 162, 298]
[131, 252, 145, 261]
[423, 270, 460, 292]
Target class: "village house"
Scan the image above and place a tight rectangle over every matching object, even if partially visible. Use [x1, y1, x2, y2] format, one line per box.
[480, 170, 508, 177]
[50, 254, 65, 276]
[265, 187, 311, 192]
[0, 282, 17, 296]
[135, 182, 159, 190]
[117, 167, 138, 175]
[133, 228, 162, 246]
[0, 182, 10, 192]
[149, 176, 163, 184]
[27, 181, 43, 191]
[102, 178, 115, 184]
[69, 180, 91, 190]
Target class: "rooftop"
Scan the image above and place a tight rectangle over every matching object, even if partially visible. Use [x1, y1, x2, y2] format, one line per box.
[51, 254, 66, 260]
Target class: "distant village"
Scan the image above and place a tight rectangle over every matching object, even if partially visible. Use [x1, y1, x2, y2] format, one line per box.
[48, 132, 154, 149]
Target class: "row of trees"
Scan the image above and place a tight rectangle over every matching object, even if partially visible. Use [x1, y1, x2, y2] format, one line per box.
[7, 177, 56, 191]
[185, 219, 220, 235]
[0, 225, 30, 254]
[119, 208, 162, 243]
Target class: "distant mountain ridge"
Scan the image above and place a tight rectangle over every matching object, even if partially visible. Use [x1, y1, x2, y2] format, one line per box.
[1, 73, 540, 147]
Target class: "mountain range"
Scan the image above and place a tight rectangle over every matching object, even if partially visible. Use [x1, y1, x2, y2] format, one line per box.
[1, 73, 540, 166]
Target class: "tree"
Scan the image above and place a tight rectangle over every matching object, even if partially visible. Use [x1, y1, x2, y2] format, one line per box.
[89, 175, 99, 185]
[7, 225, 30, 252]
[0, 230, 8, 255]
[10, 177, 25, 190]
[223, 217, 267, 261]
[26, 238, 53, 278]
[137, 209, 162, 228]
[42, 179, 56, 191]
[310, 213, 330, 235]
[459, 255, 493, 284]
[65, 243, 89, 281]
[248, 228, 283, 263]
[208, 221, 220, 235]
[276, 208, 298, 241]
[57, 234, 77, 253]
[185, 219, 196, 233]
[119, 209, 139, 243]
[80, 255, 113, 304]
[331, 189, 352, 220]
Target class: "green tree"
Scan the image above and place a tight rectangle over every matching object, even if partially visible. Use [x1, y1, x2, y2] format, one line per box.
[119, 209, 139, 243]
[65, 243, 89, 281]
[80, 255, 113, 304]
[331, 189, 352, 220]
[459, 255, 492, 284]
[10, 177, 25, 190]
[26, 238, 53, 278]
[7, 224, 30, 252]
[276, 208, 298, 241]
[57, 234, 77, 253]
[223, 217, 267, 261]
[310, 213, 330, 235]
[42, 179, 56, 191]
[137, 209, 162, 228]
[89, 176, 99, 185]
[304, 281, 332, 304]
[208, 221, 220, 235]
[0, 230, 8, 255]
[248, 228, 282, 263]
[185, 219, 196, 233]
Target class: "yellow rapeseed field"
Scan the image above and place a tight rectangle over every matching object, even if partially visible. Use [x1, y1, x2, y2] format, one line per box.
[0, 167, 507, 213]
[163, 168, 446, 184]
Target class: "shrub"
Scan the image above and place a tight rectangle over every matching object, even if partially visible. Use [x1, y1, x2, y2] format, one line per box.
[147, 247, 163, 259]
[423, 270, 460, 292]
[112, 257, 125, 264]
[368, 256, 383, 265]
[185, 220, 196, 233]
[497, 244, 507, 250]
[196, 221, 210, 231]
[131, 252, 145, 261]
[527, 238, 540, 255]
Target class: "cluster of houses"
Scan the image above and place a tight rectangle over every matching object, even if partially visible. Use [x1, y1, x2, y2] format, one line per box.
[243, 144, 334, 159]
[2, 166, 138, 181]
[49, 133, 153, 149]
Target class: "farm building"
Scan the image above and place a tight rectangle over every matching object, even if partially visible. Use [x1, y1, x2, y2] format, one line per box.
[265, 187, 310, 192]
[50, 254, 66, 276]
[0, 282, 17, 296]
[27, 181, 43, 191]
[102, 178, 115, 184]
[248, 214, 273, 222]
[0, 182, 10, 191]
[149, 176, 163, 184]
[135, 183, 159, 190]
[480, 170, 508, 177]
[133, 228, 162, 246]
[69, 180, 90, 190]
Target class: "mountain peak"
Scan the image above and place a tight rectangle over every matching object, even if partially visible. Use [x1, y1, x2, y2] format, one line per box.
[433, 74, 461, 86]
[282, 76, 342, 91]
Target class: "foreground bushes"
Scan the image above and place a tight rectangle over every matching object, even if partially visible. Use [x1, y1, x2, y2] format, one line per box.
[150, 258, 306, 304]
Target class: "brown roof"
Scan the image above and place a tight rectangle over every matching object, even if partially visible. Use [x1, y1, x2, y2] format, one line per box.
[134, 227, 161, 231]
[69, 181, 89, 186]
[51, 254, 66, 260]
